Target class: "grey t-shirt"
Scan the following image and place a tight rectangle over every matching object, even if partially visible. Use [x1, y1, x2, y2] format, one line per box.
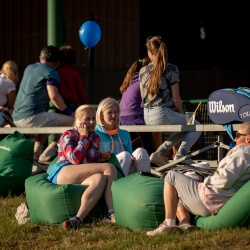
[139, 62, 180, 108]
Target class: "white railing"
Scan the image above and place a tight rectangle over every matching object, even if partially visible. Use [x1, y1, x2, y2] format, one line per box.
[0, 124, 241, 134]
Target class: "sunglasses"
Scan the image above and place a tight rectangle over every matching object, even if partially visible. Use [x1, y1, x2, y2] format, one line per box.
[235, 132, 248, 139]
[147, 35, 162, 41]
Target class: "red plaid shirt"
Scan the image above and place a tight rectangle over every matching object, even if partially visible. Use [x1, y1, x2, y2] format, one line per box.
[57, 128, 100, 164]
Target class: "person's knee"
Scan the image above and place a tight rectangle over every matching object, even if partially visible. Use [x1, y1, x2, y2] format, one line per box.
[164, 170, 177, 185]
[105, 163, 117, 178]
[133, 147, 148, 158]
[89, 173, 106, 186]
[121, 151, 132, 162]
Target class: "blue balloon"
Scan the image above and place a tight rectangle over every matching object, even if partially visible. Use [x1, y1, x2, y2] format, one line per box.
[79, 21, 101, 48]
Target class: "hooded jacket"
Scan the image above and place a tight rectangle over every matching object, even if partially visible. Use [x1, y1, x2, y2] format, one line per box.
[95, 124, 132, 155]
[198, 144, 250, 214]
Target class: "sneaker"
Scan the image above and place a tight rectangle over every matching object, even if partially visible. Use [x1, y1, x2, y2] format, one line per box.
[178, 223, 197, 232]
[62, 216, 82, 230]
[174, 153, 195, 165]
[150, 152, 169, 167]
[102, 211, 116, 224]
[38, 144, 57, 164]
[146, 221, 183, 236]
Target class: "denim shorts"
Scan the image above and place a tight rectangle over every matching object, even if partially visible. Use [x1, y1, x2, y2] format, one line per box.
[47, 161, 71, 184]
[144, 106, 200, 126]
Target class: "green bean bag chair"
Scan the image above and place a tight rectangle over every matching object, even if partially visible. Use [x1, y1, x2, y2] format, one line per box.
[0, 131, 33, 196]
[111, 172, 164, 231]
[194, 179, 250, 229]
[25, 153, 124, 225]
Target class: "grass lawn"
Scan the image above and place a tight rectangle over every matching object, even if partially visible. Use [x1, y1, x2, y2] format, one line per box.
[1, 193, 250, 250]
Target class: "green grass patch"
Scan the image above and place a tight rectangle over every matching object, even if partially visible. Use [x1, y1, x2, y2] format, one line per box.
[1, 193, 250, 250]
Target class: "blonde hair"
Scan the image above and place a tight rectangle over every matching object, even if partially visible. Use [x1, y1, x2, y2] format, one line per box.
[73, 104, 96, 125]
[1, 61, 19, 84]
[96, 97, 120, 126]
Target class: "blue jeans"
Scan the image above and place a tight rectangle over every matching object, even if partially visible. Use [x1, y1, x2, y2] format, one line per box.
[144, 106, 202, 156]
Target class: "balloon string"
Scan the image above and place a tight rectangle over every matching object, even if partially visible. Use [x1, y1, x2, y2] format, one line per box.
[86, 48, 91, 93]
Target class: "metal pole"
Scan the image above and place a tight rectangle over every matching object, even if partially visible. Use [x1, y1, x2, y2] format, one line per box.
[47, 0, 65, 46]
[47, 0, 65, 143]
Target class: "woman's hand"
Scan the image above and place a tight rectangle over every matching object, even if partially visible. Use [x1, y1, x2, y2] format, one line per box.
[75, 119, 88, 136]
[131, 155, 136, 163]
[98, 151, 111, 162]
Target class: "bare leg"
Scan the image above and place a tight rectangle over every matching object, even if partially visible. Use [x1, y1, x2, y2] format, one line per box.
[168, 132, 180, 159]
[152, 132, 162, 148]
[49, 134, 60, 148]
[146, 180, 183, 236]
[35, 134, 49, 147]
[172, 144, 179, 157]
[176, 205, 192, 225]
[76, 173, 106, 220]
[164, 181, 178, 220]
[57, 163, 117, 213]
[34, 134, 49, 160]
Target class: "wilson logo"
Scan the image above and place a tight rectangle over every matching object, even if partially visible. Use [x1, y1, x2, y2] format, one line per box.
[208, 101, 235, 113]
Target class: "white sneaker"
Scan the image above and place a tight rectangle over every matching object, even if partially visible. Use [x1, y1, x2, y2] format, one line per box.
[146, 221, 183, 236]
[174, 153, 194, 165]
[150, 152, 169, 167]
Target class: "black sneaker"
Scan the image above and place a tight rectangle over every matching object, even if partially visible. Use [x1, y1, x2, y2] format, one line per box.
[62, 216, 82, 230]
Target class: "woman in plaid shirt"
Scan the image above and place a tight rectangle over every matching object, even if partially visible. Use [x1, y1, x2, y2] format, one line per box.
[47, 104, 116, 230]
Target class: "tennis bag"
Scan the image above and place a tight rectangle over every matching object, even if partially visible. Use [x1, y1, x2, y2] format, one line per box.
[0, 131, 33, 196]
[207, 87, 250, 124]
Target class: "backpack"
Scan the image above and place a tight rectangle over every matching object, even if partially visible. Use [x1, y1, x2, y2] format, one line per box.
[207, 87, 250, 125]
[207, 87, 250, 149]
